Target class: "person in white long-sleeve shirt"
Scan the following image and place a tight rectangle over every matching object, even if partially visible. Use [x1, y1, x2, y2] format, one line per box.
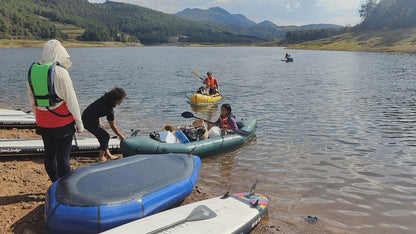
[27, 39, 84, 182]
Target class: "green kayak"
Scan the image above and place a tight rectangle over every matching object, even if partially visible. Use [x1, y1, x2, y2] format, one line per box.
[121, 119, 257, 157]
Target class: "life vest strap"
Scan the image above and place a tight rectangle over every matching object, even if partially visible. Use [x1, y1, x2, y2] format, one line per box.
[46, 107, 72, 117]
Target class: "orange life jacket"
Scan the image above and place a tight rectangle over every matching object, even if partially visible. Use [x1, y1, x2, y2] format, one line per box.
[204, 77, 217, 89]
[219, 114, 232, 129]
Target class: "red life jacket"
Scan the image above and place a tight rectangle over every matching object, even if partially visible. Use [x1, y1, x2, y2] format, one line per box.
[36, 102, 75, 128]
[219, 114, 232, 129]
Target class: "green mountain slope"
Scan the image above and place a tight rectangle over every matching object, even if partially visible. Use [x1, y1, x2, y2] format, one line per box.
[0, 0, 265, 44]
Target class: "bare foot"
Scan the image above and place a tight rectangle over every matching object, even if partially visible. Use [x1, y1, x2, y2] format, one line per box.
[106, 154, 118, 160]
[97, 157, 107, 162]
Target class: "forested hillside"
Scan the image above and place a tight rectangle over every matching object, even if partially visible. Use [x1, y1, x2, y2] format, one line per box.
[0, 0, 69, 40]
[358, 0, 416, 30]
[0, 0, 264, 44]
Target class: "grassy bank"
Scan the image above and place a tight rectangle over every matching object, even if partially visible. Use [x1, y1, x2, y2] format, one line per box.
[2, 27, 416, 53]
[268, 28, 416, 53]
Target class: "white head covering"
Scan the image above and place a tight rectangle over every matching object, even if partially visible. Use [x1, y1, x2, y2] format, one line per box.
[40, 39, 72, 68]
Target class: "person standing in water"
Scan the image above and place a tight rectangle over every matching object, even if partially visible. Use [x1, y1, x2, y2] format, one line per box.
[27, 39, 84, 182]
[82, 87, 127, 162]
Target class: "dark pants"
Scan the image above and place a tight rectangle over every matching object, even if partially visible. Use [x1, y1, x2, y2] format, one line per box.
[84, 122, 110, 151]
[37, 122, 75, 182]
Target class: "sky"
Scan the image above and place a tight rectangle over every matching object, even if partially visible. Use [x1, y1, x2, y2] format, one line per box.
[88, 0, 366, 26]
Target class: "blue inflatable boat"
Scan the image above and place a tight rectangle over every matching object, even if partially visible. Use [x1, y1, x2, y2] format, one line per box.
[45, 154, 201, 233]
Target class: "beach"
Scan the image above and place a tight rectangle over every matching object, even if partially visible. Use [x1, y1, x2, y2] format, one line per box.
[0, 127, 281, 233]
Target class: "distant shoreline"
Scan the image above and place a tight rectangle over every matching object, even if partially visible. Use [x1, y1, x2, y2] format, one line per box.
[2, 34, 416, 54]
[0, 39, 144, 48]
[0, 39, 261, 48]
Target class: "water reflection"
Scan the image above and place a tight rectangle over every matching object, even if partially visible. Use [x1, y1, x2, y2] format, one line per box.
[189, 103, 218, 121]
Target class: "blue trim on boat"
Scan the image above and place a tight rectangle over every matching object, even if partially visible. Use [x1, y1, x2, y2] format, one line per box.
[45, 154, 201, 233]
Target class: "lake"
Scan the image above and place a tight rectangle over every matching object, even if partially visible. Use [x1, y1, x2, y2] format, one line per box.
[1, 46, 416, 233]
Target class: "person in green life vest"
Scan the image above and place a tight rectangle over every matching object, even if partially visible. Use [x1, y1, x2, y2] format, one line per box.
[27, 39, 84, 183]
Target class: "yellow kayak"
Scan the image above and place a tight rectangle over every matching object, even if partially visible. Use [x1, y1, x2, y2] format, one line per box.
[190, 93, 223, 104]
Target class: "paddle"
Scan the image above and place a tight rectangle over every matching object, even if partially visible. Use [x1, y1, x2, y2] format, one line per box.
[73, 134, 79, 151]
[181, 111, 251, 137]
[191, 71, 205, 82]
[130, 129, 140, 137]
[147, 205, 217, 234]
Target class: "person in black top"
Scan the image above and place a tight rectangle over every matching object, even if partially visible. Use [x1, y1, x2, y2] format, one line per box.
[82, 87, 127, 162]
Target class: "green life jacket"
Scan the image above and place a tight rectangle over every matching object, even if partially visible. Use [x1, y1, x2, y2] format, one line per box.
[28, 62, 63, 107]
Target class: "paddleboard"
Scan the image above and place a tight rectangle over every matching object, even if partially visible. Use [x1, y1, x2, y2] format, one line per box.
[0, 109, 31, 116]
[0, 137, 120, 156]
[102, 191, 269, 234]
[0, 109, 36, 128]
[46, 154, 201, 234]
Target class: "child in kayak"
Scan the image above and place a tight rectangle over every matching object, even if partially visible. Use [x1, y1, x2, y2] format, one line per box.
[209, 103, 238, 135]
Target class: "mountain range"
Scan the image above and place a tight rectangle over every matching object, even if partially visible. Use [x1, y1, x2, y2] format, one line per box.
[174, 7, 342, 40]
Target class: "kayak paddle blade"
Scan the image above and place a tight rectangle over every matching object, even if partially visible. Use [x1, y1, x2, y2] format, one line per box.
[181, 111, 194, 118]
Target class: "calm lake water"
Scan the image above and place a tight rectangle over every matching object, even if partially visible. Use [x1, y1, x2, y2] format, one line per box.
[1, 46, 416, 233]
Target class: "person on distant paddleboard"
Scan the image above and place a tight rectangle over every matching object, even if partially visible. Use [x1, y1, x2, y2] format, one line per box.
[203, 71, 219, 95]
[208, 103, 238, 135]
[82, 87, 126, 162]
[27, 39, 84, 182]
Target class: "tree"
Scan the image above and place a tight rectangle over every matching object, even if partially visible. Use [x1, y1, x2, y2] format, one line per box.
[359, 0, 378, 21]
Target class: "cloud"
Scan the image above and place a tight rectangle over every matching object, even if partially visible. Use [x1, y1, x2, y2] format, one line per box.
[285, 2, 301, 12]
[315, 0, 362, 12]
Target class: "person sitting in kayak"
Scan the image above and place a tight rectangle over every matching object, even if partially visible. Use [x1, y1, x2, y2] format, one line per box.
[203, 71, 219, 95]
[284, 53, 291, 60]
[208, 103, 238, 135]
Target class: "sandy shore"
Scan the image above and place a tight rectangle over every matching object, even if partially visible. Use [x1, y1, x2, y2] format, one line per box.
[0, 127, 283, 233]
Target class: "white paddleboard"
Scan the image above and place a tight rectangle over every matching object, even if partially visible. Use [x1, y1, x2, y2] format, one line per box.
[0, 109, 31, 116]
[0, 109, 35, 128]
[0, 115, 36, 128]
[0, 137, 120, 156]
[102, 192, 269, 234]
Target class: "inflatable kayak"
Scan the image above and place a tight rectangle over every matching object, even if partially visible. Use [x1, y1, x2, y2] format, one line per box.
[282, 57, 294, 62]
[190, 93, 223, 104]
[45, 154, 201, 234]
[0, 109, 35, 128]
[121, 119, 256, 157]
[103, 189, 268, 233]
[0, 137, 120, 156]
